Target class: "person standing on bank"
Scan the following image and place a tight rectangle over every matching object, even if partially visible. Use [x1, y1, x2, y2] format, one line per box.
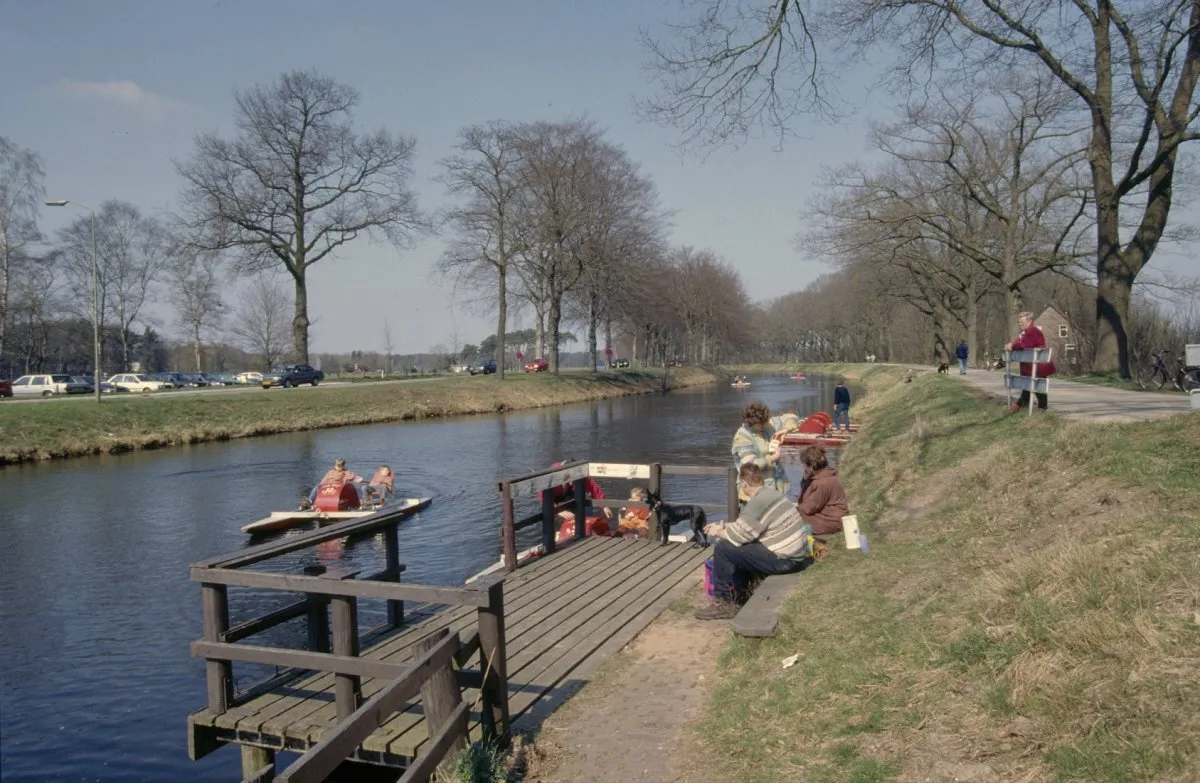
[833, 380, 851, 432]
[955, 341, 969, 374]
[695, 463, 814, 620]
[1004, 311, 1057, 412]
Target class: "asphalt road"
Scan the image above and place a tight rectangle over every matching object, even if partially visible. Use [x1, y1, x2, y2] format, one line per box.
[0, 376, 457, 405]
[951, 368, 1196, 422]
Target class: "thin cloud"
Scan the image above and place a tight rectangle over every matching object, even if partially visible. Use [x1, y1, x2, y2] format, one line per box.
[56, 79, 193, 119]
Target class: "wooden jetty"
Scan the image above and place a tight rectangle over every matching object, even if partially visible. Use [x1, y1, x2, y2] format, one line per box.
[188, 461, 730, 782]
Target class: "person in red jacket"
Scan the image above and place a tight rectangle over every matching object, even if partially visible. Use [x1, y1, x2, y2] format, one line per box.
[1004, 311, 1057, 411]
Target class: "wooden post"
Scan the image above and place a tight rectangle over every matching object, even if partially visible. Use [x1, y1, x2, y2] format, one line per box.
[415, 628, 467, 775]
[572, 478, 587, 541]
[541, 488, 557, 556]
[201, 583, 233, 714]
[383, 523, 404, 626]
[330, 595, 361, 720]
[649, 463, 663, 544]
[501, 481, 517, 572]
[727, 466, 739, 525]
[306, 597, 330, 653]
[476, 579, 510, 745]
[240, 745, 275, 783]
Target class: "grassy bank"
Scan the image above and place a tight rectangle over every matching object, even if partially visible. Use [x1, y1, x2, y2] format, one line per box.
[0, 366, 719, 466]
[696, 364, 1200, 782]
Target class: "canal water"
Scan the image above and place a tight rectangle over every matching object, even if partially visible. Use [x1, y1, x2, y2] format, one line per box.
[0, 372, 840, 782]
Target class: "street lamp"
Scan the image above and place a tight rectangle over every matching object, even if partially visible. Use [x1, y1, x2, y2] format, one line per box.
[46, 199, 102, 403]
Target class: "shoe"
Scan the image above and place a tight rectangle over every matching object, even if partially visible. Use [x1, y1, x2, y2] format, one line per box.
[298, 498, 313, 511]
[694, 600, 739, 620]
[1007, 404, 1021, 414]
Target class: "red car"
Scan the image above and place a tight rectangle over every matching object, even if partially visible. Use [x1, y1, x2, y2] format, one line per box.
[0, 379, 11, 398]
[523, 358, 549, 373]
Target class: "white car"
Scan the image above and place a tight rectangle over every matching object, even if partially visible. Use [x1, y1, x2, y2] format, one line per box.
[108, 373, 168, 393]
[235, 371, 264, 385]
[11, 374, 91, 397]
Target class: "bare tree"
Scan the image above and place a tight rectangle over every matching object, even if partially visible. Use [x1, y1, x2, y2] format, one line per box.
[57, 200, 166, 371]
[381, 318, 394, 375]
[436, 121, 524, 379]
[166, 245, 225, 371]
[177, 70, 427, 364]
[0, 138, 45, 371]
[647, 1, 1200, 376]
[230, 273, 292, 371]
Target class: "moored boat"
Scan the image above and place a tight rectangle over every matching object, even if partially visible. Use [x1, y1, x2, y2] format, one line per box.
[241, 493, 432, 535]
[778, 411, 857, 449]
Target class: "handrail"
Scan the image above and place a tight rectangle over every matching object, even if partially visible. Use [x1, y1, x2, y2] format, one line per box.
[191, 567, 499, 607]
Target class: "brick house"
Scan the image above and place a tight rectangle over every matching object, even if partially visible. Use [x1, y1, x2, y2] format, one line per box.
[1035, 306, 1078, 372]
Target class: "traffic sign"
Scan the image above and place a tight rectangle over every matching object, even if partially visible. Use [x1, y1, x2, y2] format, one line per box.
[604, 345, 613, 357]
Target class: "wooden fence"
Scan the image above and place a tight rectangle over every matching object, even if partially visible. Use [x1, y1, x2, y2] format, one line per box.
[189, 505, 508, 782]
[498, 460, 739, 571]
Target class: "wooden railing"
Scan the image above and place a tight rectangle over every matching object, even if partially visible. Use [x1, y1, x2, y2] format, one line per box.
[189, 505, 509, 782]
[498, 461, 739, 571]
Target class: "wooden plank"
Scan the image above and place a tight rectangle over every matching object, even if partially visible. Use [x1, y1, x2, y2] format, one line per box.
[660, 465, 728, 476]
[222, 597, 320, 644]
[213, 542, 609, 737]
[189, 568, 495, 607]
[192, 641, 414, 680]
[504, 463, 590, 498]
[273, 630, 459, 783]
[1007, 348, 1052, 363]
[396, 701, 471, 783]
[587, 462, 650, 479]
[1004, 375, 1050, 393]
[731, 571, 806, 638]
[382, 540, 706, 756]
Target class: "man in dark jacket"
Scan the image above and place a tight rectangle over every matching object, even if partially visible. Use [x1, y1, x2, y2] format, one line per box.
[955, 341, 969, 374]
[832, 380, 851, 431]
[1005, 312, 1056, 411]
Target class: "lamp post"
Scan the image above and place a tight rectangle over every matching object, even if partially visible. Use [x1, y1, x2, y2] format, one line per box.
[46, 199, 102, 403]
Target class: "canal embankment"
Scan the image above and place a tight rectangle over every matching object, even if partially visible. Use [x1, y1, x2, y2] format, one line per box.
[525, 364, 1200, 782]
[0, 366, 722, 466]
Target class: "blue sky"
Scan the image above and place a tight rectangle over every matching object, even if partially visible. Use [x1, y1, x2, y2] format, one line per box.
[3, 2, 1192, 354]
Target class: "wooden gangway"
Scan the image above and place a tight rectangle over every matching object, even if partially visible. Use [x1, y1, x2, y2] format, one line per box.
[188, 461, 722, 782]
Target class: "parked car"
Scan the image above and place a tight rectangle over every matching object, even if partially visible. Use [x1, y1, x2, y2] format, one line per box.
[11, 373, 91, 397]
[108, 373, 168, 393]
[0, 378, 11, 398]
[234, 371, 264, 385]
[262, 364, 324, 388]
[523, 358, 549, 373]
[71, 375, 125, 394]
[178, 373, 208, 387]
[613, 358, 630, 368]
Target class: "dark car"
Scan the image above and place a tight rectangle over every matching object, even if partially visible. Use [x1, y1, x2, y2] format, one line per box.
[71, 375, 126, 394]
[0, 378, 11, 398]
[262, 364, 324, 388]
[613, 358, 630, 368]
[469, 360, 497, 376]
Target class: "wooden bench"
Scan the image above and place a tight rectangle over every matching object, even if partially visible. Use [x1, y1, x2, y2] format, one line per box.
[731, 571, 806, 638]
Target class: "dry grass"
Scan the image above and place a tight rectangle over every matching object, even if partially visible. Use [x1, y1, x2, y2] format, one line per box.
[692, 365, 1200, 782]
[0, 367, 718, 466]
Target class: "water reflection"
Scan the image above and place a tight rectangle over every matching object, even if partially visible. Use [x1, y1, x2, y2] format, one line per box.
[0, 372, 839, 782]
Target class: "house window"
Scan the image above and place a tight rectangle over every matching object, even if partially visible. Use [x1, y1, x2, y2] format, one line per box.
[1065, 344, 1076, 352]
[1058, 324, 1069, 338]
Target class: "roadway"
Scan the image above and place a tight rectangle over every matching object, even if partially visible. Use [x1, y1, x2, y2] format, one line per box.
[951, 368, 1196, 422]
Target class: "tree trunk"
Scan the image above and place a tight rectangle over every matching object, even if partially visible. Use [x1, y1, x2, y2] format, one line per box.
[192, 322, 203, 371]
[548, 296, 562, 375]
[495, 267, 507, 380]
[966, 279, 978, 369]
[292, 272, 309, 364]
[587, 294, 599, 372]
[1095, 258, 1133, 376]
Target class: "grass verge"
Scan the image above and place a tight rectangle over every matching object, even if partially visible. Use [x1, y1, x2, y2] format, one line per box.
[692, 364, 1200, 782]
[0, 367, 718, 466]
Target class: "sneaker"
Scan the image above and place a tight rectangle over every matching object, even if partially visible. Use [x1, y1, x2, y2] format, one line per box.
[694, 600, 739, 620]
[298, 498, 313, 511]
[1007, 403, 1021, 414]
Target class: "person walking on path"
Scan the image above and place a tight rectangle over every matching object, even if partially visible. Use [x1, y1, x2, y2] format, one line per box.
[833, 381, 852, 431]
[1005, 312, 1057, 412]
[955, 341, 969, 374]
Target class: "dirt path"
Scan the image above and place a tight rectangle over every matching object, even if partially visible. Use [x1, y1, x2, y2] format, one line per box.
[521, 589, 724, 783]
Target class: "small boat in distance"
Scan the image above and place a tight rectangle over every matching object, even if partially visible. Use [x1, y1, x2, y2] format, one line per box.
[792, 371, 806, 380]
[731, 375, 752, 388]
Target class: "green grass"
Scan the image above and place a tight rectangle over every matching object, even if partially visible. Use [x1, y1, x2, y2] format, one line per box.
[693, 365, 1200, 782]
[0, 366, 719, 465]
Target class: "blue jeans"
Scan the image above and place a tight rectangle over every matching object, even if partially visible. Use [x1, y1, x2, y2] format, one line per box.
[833, 403, 850, 431]
[711, 539, 809, 602]
[958, 357, 967, 374]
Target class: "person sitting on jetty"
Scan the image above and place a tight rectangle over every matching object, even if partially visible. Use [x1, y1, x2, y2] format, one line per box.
[300, 458, 364, 509]
[541, 459, 613, 520]
[796, 446, 849, 537]
[731, 401, 793, 498]
[366, 465, 394, 505]
[695, 463, 814, 620]
[618, 487, 653, 539]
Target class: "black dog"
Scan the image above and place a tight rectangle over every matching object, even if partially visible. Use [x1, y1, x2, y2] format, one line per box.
[937, 362, 950, 374]
[644, 489, 709, 547]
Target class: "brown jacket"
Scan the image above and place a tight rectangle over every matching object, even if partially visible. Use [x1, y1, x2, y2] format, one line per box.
[797, 468, 849, 536]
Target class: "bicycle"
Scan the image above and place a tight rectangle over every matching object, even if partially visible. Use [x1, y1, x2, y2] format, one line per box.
[1138, 350, 1172, 390]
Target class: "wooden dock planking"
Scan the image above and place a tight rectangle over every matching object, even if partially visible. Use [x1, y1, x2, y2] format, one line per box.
[380, 539, 705, 756]
[196, 537, 709, 764]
